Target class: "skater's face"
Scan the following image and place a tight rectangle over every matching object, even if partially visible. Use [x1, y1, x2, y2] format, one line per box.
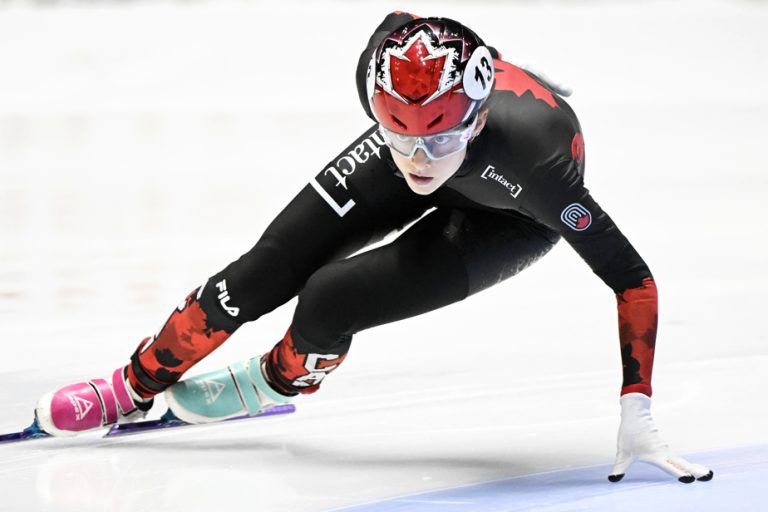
[388, 108, 489, 196]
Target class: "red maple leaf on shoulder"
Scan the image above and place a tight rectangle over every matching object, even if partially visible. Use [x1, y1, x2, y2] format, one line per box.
[493, 60, 558, 109]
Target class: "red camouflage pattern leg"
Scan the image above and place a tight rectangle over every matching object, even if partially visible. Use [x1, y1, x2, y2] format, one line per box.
[263, 327, 349, 396]
[126, 288, 235, 399]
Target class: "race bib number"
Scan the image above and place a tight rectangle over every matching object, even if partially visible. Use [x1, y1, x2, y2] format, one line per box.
[464, 46, 495, 101]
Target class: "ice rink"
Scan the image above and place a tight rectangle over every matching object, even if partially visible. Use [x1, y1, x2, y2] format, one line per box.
[1, 0, 766, 510]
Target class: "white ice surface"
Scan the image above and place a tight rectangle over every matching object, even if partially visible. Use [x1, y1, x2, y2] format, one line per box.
[1, 1, 767, 511]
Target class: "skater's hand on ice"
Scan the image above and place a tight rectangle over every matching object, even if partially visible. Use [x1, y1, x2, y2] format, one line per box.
[608, 393, 713, 483]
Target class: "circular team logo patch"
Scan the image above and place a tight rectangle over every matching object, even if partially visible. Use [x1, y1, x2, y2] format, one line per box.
[560, 203, 592, 231]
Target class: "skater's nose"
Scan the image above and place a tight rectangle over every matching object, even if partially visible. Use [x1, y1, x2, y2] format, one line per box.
[410, 148, 432, 170]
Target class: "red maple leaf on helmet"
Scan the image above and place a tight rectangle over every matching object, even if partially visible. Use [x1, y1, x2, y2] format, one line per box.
[391, 38, 447, 104]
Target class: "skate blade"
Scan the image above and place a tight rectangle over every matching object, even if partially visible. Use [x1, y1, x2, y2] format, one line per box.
[0, 419, 51, 445]
[104, 403, 296, 438]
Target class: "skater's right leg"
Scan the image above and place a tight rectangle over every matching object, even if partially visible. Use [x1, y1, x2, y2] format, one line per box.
[35, 126, 430, 435]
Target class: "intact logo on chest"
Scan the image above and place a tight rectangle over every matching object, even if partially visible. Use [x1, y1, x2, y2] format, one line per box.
[480, 165, 523, 198]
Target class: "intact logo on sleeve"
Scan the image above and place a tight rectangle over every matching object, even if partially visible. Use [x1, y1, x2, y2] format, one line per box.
[310, 130, 387, 217]
[560, 203, 592, 231]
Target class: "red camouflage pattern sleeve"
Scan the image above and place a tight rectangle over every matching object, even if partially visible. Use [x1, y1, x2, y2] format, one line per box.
[617, 277, 657, 397]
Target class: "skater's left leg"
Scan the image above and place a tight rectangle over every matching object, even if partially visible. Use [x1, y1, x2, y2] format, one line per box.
[263, 208, 560, 396]
[163, 208, 557, 422]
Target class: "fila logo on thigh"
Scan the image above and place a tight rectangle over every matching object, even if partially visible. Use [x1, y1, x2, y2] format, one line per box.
[216, 279, 240, 317]
[310, 130, 387, 217]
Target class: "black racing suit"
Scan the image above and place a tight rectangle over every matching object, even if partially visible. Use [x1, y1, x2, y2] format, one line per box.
[127, 12, 657, 400]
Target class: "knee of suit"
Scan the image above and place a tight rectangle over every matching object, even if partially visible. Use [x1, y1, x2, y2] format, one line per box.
[292, 263, 364, 350]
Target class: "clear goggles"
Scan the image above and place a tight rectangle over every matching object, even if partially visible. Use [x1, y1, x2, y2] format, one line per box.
[378, 116, 477, 161]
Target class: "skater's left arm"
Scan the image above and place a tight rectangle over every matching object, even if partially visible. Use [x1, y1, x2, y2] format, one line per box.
[527, 159, 713, 483]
